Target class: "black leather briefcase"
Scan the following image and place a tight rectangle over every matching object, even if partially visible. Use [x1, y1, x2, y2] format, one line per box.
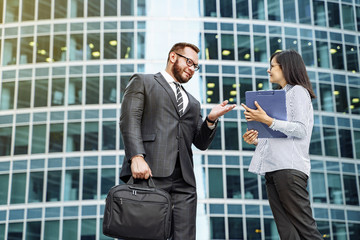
[103, 177, 172, 240]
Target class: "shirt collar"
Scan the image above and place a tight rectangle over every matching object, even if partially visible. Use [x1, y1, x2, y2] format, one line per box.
[161, 70, 178, 85]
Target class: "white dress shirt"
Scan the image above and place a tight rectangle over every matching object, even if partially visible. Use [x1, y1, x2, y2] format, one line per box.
[161, 71, 189, 111]
[249, 84, 313, 176]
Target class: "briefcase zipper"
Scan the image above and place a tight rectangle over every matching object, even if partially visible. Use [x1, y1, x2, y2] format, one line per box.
[115, 197, 170, 206]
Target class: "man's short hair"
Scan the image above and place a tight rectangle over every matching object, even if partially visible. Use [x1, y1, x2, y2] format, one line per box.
[167, 42, 200, 63]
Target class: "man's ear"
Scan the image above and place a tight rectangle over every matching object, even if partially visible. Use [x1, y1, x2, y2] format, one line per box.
[169, 51, 177, 64]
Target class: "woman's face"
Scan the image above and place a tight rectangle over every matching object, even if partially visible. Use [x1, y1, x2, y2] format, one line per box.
[267, 57, 287, 88]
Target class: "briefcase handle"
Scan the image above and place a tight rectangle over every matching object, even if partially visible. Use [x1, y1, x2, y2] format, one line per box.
[127, 176, 156, 188]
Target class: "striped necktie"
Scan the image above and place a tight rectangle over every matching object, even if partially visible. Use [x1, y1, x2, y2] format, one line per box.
[174, 82, 184, 116]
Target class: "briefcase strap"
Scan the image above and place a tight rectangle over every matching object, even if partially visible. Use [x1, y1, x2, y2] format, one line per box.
[127, 176, 156, 188]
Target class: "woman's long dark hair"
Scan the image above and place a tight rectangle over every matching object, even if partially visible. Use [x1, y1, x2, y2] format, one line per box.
[271, 50, 316, 99]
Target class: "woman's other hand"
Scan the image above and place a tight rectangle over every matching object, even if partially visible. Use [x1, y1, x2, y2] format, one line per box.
[243, 129, 259, 146]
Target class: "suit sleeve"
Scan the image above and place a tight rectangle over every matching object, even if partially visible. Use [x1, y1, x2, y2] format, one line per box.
[120, 74, 146, 161]
[192, 112, 218, 150]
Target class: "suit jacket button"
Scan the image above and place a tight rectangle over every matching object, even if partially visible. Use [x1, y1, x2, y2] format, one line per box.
[176, 136, 179, 139]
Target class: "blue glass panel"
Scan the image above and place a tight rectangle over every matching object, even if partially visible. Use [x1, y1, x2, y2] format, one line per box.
[16, 114, 30, 123]
[205, 65, 219, 73]
[210, 204, 224, 214]
[333, 74, 346, 84]
[208, 155, 222, 165]
[104, 65, 117, 73]
[13, 160, 27, 170]
[315, 30, 327, 39]
[268, 26, 281, 34]
[253, 25, 265, 33]
[19, 69, 32, 78]
[85, 110, 99, 119]
[322, 116, 335, 125]
[121, 22, 134, 29]
[221, 23, 233, 31]
[84, 156, 98, 166]
[102, 156, 116, 165]
[344, 34, 356, 43]
[205, 22, 217, 30]
[311, 160, 324, 170]
[300, 28, 312, 38]
[243, 156, 251, 166]
[86, 65, 100, 74]
[66, 157, 80, 167]
[255, 67, 267, 76]
[27, 208, 42, 219]
[225, 156, 239, 165]
[237, 24, 249, 32]
[353, 119, 360, 129]
[50, 111, 64, 121]
[263, 206, 273, 216]
[2, 70, 16, 79]
[245, 205, 260, 215]
[9, 209, 24, 220]
[35, 68, 49, 77]
[0, 211, 6, 221]
[314, 208, 328, 218]
[326, 161, 340, 172]
[222, 66, 235, 74]
[68, 110, 82, 120]
[82, 205, 97, 216]
[347, 210, 360, 221]
[69, 65, 83, 74]
[238, 66, 251, 75]
[45, 207, 60, 218]
[52, 67, 66, 76]
[330, 32, 342, 42]
[63, 206, 78, 217]
[30, 159, 44, 169]
[48, 158, 62, 168]
[337, 117, 350, 127]
[121, 64, 134, 72]
[331, 209, 345, 220]
[228, 204, 242, 214]
[284, 27, 297, 36]
[342, 163, 355, 173]
[33, 112, 47, 122]
[0, 115, 13, 124]
[103, 109, 116, 118]
[0, 162, 10, 172]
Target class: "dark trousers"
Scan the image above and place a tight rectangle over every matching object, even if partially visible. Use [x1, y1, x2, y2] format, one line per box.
[152, 162, 197, 240]
[265, 169, 323, 240]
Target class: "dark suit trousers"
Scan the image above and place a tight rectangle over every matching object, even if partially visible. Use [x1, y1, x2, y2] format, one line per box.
[152, 161, 197, 240]
[265, 169, 323, 240]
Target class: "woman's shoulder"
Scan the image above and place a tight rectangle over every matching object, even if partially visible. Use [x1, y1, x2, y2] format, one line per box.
[290, 85, 310, 98]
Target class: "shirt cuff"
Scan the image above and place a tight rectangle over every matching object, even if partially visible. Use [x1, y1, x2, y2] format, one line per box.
[269, 119, 276, 129]
[207, 120, 217, 130]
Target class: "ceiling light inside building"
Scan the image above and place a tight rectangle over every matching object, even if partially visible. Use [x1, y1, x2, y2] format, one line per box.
[230, 90, 237, 96]
[352, 98, 359, 103]
[89, 43, 94, 49]
[207, 90, 213, 96]
[222, 50, 231, 56]
[207, 83, 215, 88]
[333, 90, 339, 95]
[109, 40, 117, 46]
[330, 49, 337, 54]
[244, 53, 250, 59]
[37, 49, 46, 55]
[258, 83, 263, 89]
[92, 51, 100, 57]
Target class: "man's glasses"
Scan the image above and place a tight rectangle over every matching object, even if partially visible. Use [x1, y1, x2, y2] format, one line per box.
[175, 53, 200, 71]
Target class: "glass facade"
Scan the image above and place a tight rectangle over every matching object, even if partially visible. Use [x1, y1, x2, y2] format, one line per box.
[0, 0, 359, 239]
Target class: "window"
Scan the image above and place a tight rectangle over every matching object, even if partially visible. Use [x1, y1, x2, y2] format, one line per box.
[268, 0, 280, 21]
[223, 77, 237, 104]
[104, 33, 118, 59]
[349, 87, 360, 114]
[83, 169, 98, 200]
[102, 121, 116, 150]
[34, 80, 48, 107]
[204, 33, 218, 60]
[86, 77, 99, 104]
[10, 173, 26, 204]
[328, 2, 341, 29]
[14, 125, 29, 155]
[62, 220, 78, 240]
[81, 219, 96, 239]
[236, 0, 248, 19]
[244, 169, 258, 199]
[44, 221, 60, 240]
[70, 0, 84, 18]
[311, 172, 327, 203]
[55, 0, 68, 18]
[47, 171, 61, 202]
[209, 168, 224, 198]
[17, 81, 31, 109]
[64, 170, 79, 201]
[323, 127, 338, 157]
[204, 0, 216, 17]
[36, 36, 50, 63]
[38, 0, 51, 19]
[283, 0, 296, 23]
[87, 0, 100, 17]
[49, 123, 64, 153]
[298, 0, 311, 24]
[338, 129, 353, 158]
[301, 39, 315, 66]
[220, 0, 233, 18]
[319, 83, 334, 112]
[210, 217, 225, 239]
[334, 85, 348, 113]
[206, 76, 219, 104]
[120, 32, 134, 59]
[68, 77, 82, 105]
[87, 33, 100, 60]
[53, 35, 67, 62]
[20, 37, 34, 64]
[28, 172, 44, 203]
[252, 0, 265, 20]
[253, 36, 267, 62]
[70, 34, 83, 61]
[51, 78, 65, 106]
[67, 123, 81, 152]
[285, 37, 298, 51]
[3, 38, 17, 66]
[105, 0, 117, 16]
[270, 37, 282, 55]
[5, 0, 19, 23]
[342, 4, 355, 31]
[237, 35, 251, 61]
[226, 168, 241, 198]
[327, 173, 343, 204]
[346, 45, 359, 73]
[103, 76, 117, 103]
[121, 0, 134, 16]
[331, 43, 344, 70]
[101, 169, 115, 199]
[0, 174, 9, 205]
[310, 126, 322, 155]
[316, 41, 330, 68]
[85, 122, 98, 151]
[224, 122, 239, 150]
[247, 218, 261, 239]
[0, 82, 15, 110]
[8, 223, 23, 240]
[313, 0, 326, 26]
[264, 218, 279, 239]
[31, 125, 46, 154]
[343, 175, 359, 205]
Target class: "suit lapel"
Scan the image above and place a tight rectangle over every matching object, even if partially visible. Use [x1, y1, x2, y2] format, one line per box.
[154, 72, 179, 115]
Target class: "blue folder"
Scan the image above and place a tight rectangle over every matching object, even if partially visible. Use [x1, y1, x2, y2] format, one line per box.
[245, 90, 287, 138]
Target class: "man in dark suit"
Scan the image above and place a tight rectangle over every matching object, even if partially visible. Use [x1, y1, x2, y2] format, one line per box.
[120, 42, 235, 239]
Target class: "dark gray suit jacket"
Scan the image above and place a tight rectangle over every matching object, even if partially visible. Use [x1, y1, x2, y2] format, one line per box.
[119, 72, 217, 187]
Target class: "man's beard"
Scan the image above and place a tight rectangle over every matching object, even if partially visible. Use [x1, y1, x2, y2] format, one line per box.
[172, 59, 191, 84]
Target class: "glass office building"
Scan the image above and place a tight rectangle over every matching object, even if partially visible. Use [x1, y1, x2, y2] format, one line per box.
[0, 0, 359, 239]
